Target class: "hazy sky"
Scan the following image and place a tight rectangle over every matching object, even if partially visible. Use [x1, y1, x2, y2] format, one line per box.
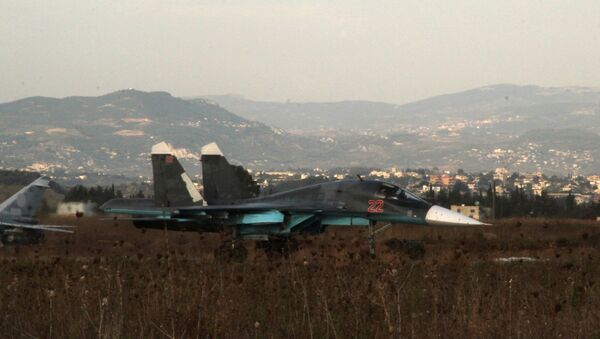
[1, 0, 600, 104]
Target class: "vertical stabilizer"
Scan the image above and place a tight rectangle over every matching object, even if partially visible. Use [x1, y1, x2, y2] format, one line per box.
[201, 142, 259, 204]
[151, 141, 204, 207]
[0, 176, 50, 218]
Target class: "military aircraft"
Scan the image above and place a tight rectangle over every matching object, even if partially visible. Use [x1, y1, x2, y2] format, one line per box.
[102, 141, 486, 259]
[0, 176, 74, 245]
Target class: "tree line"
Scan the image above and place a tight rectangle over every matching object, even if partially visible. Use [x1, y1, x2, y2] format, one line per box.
[426, 182, 599, 219]
[64, 185, 145, 206]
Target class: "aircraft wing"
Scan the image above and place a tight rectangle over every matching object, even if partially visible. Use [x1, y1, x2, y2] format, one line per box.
[104, 203, 321, 216]
[175, 203, 321, 213]
[0, 221, 75, 233]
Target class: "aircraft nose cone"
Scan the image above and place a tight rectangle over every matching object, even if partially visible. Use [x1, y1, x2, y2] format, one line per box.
[425, 205, 487, 226]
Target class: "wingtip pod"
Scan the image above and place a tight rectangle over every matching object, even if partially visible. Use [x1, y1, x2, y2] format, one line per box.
[201, 142, 223, 156]
[425, 205, 489, 226]
[151, 141, 175, 155]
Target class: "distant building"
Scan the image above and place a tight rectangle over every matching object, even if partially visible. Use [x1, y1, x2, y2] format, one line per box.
[259, 179, 269, 188]
[451, 204, 481, 220]
[429, 174, 454, 187]
[391, 168, 404, 178]
[369, 170, 390, 179]
[455, 174, 469, 182]
[422, 185, 442, 193]
[494, 167, 509, 182]
[56, 202, 96, 217]
[467, 182, 477, 192]
[495, 185, 509, 197]
[575, 194, 593, 205]
[261, 171, 298, 183]
[547, 193, 593, 205]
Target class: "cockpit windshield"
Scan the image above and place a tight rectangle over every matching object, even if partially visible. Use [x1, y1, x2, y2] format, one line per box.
[376, 183, 429, 207]
[376, 183, 397, 198]
[395, 188, 426, 204]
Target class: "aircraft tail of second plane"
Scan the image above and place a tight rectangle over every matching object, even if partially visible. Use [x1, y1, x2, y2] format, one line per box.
[0, 176, 50, 219]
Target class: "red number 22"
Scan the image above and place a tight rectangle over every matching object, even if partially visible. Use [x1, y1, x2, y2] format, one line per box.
[368, 199, 384, 213]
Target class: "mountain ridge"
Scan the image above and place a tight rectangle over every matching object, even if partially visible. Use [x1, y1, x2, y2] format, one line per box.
[1, 85, 600, 176]
[0, 89, 323, 176]
[200, 84, 600, 133]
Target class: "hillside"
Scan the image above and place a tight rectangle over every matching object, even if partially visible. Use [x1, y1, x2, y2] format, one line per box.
[200, 85, 600, 174]
[2, 86, 600, 176]
[201, 85, 600, 134]
[0, 90, 323, 176]
[196, 95, 403, 131]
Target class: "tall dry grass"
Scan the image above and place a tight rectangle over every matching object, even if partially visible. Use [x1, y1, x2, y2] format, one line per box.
[0, 216, 599, 338]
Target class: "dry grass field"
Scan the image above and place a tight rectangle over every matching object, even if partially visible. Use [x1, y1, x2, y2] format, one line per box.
[1, 216, 600, 338]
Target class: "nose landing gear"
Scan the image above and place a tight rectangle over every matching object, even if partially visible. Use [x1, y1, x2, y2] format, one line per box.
[367, 221, 392, 256]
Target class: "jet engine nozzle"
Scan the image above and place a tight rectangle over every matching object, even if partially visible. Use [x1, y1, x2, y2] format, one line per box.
[425, 205, 488, 226]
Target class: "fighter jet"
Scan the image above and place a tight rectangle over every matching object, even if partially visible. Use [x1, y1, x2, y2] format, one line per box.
[102, 141, 485, 258]
[0, 176, 74, 245]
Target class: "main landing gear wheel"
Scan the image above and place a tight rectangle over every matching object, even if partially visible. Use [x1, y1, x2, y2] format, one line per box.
[214, 240, 248, 262]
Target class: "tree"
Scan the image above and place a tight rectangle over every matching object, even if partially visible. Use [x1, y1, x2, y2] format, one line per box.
[426, 184, 435, 201]
[437, 189, 449, 207]
[565, 192, 575, 216]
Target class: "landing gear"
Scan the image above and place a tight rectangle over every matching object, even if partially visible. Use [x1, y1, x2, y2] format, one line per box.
[214, 240, 248, 262]
[367, 221, 392, 257]
[214, 227, 248, 262]
[368, 222, 374, 256]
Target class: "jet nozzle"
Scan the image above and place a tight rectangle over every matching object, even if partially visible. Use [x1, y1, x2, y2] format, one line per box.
[425, 205, 489, 226]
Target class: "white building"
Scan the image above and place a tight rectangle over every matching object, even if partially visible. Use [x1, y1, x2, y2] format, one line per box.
[451, 204, 481, 220]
